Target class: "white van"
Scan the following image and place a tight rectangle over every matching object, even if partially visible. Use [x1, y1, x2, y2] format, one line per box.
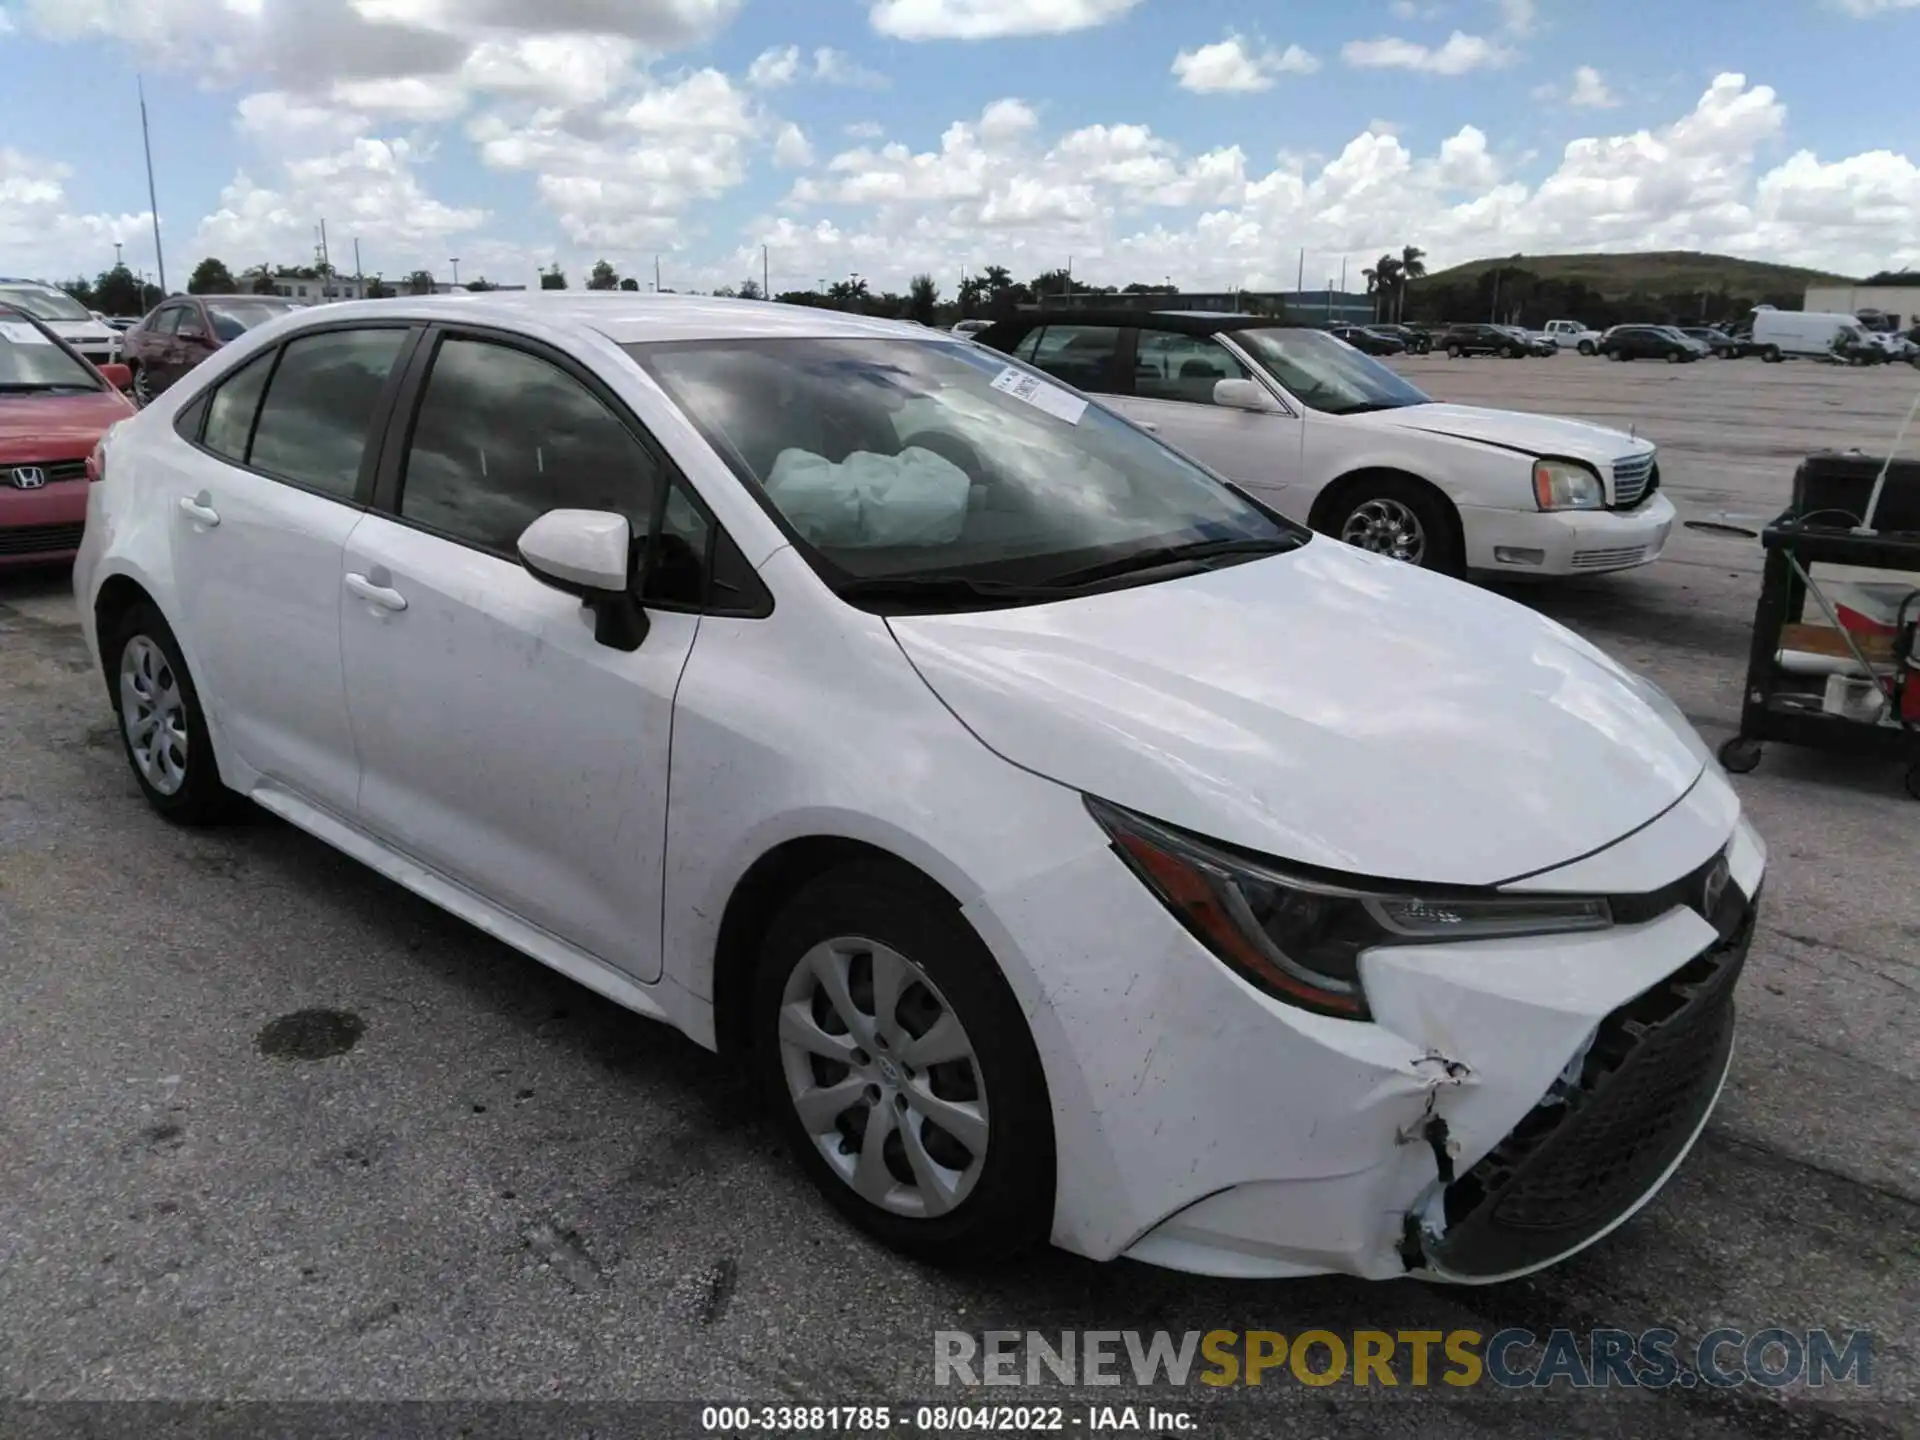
[1751, 309, 1865, 363]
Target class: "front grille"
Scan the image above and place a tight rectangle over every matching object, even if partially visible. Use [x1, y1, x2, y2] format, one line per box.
[1611, 452, 1657, 508]
[7, 459, 88, 485]
[1423, 898, 1753, 1279]
[0, 521, 85, 557]
[1571, 545, 1647, 570]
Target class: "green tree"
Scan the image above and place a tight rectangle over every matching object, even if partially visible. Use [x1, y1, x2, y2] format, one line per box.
[465, 277, 498, 292]
[540, 266, 568, 291]
[59, 277, 97, 309]
[187, 258, 236, 294]
[92, 265, 148, 316]
[1029, 268, 1075, 299]
[619, 277, 640, 292]
[957, 275, 988, 317]
[1397, 245, 1427, 323]
[908, 273, 939, 325]
[738, 276, 765, 300]
[406, 269, 437, 295]
[588, 259, 620, 291]
[365, 274, 394, 299]
[235, 264, 278, 296]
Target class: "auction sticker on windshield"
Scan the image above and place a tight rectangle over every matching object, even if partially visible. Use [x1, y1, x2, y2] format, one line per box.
[991, 366, 1088, 425]
[0, 323, 51, 345]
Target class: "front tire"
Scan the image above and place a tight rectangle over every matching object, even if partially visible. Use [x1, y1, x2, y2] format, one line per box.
[751, 863, 1055, 1265]
[130, 363, 152, 407]
[107, 602, 242, 824]
[1331, 476, 1462, 576]
[1446, 343, 1463, 359]
[1578, 340, 1596, 356]
[1762, 345, 1783, 363]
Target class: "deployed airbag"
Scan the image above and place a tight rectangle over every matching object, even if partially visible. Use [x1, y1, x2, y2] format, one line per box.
[765, 446, 972, 548]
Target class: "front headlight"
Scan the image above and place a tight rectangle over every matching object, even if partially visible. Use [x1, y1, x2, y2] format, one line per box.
[1533, 458, 1605, 511]
[1087, 799, 1612, 1020]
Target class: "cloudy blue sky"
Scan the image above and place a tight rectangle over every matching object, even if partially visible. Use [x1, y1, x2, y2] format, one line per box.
[2, 0, 1917, 295]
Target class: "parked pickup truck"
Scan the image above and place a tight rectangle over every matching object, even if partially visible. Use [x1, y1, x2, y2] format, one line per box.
[1543, 319, 1604, 355]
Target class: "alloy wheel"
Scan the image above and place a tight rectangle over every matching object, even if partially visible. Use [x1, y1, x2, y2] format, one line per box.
[119, 635, 189, 795]
[778, 937, 989, 1219]
[1341, 497, 1428, 566]
[131, 366, 152, 406]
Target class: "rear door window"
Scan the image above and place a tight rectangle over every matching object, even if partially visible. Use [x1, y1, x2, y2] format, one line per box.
[1025, 325, 1122, 393]
[246, 328, 410, 499]
[200, 350, 277, 462]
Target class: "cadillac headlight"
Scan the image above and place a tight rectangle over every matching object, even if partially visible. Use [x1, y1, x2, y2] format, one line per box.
[1533, 458, 1605, 511]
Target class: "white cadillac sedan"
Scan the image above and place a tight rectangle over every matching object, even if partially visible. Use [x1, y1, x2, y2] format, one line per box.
[73, 294, 1764, 1283]
[975, 310, 1678, 578]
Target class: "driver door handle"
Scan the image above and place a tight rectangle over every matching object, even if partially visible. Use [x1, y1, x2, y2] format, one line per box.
[345, 572, 408, 612]
[1136, 420, 1159, 432]
[177, 494, 220, 527]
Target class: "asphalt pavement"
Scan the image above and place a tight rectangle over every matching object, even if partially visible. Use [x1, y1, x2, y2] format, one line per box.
[1, 354, 1915, 1438]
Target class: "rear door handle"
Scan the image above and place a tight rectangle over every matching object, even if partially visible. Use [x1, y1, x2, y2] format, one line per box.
[345, 572, 408, 612]
[177, 494, 220, 527]
[1136, 421, 1160, 432]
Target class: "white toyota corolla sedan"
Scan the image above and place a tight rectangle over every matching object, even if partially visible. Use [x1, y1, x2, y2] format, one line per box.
[73, 293, 1765, 1283]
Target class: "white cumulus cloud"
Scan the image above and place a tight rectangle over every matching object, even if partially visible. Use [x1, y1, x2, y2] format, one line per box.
[1172, 35, 1319, 93]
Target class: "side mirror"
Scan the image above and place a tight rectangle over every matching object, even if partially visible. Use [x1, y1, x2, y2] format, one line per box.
[1214, 378, 1276, 413]
[99, 362, 132, 392]
[517, 508, 650, 651]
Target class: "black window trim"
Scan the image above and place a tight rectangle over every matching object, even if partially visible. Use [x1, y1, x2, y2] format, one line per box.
[368, 321, 770, 620]
[175, 318, 425, 511]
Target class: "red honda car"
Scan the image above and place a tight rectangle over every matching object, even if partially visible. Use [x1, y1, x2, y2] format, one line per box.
[0, 308, 136, 570]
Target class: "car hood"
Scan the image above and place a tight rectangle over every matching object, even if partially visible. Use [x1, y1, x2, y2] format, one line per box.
[1356, 402, 1652, 467]
[0, 389, 135, 455]
[888, 541, 1703, 885]
[44, 320, 115, 342]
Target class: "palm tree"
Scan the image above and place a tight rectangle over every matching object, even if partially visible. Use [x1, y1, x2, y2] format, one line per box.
[1362, 265, 1379, 320]
[1398, 245, 1427, 322]
[1373, 255, 1403, 323]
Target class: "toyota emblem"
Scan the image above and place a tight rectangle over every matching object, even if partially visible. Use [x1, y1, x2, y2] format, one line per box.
[9, 466, 47, 490]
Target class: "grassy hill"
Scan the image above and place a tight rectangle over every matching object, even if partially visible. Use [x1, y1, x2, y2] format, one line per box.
[1414, 250, 1854, 300]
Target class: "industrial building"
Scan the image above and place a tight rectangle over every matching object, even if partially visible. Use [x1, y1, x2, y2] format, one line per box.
[1804, 282, 1920, 329]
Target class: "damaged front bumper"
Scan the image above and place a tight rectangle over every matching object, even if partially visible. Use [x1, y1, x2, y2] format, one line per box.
[971, 775, 1767, 1283]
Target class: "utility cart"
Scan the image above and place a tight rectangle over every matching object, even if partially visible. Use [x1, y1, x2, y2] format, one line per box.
[1716, 451, 1920, 800]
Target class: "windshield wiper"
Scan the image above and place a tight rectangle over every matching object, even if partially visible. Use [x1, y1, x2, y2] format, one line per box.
[836, 573, 1075, 607]
[1040, 534, 1304, 588]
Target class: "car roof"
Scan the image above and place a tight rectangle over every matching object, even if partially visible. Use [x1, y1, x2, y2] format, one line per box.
[981, 308, 1299, 337]
[257, 292, 944, 346]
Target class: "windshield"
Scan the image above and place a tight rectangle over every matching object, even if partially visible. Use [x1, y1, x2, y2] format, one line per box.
[1232, 328, 1432, 416]
[0, 316, 102, 390]
[205, 300, 295, 341]
[629, 336, 1301, 594]
[0, 286, 92, 323]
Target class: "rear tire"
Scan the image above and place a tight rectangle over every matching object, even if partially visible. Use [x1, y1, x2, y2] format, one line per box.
[106, 602, 243, 825]
[1577, 341, 1596, 356]
[1762, 346, 1783, 363]
[129, 363, 152, 407]
[750, 863, 1055, 1266]
[1446, 343, 1463, 359]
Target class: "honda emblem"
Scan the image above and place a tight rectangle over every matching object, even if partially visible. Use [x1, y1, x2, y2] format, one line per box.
[9, 466, 47, 490]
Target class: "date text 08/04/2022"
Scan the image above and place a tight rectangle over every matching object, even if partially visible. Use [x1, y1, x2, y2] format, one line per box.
[700, 1406, 1191, 1432]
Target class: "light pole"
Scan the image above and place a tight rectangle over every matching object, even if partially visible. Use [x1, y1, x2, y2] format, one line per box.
[450, 258, 460, 287]
[113, 241, 123, 271]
